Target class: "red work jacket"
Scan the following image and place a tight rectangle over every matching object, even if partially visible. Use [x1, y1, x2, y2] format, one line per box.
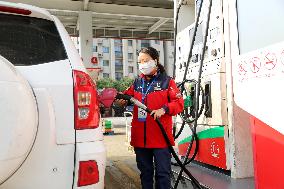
[124, 72, 184, 148]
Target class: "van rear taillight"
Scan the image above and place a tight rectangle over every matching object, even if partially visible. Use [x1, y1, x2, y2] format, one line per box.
[77, 160, 99, 187]
[73, 70, 100, 130]
[0, 6, 31, 15]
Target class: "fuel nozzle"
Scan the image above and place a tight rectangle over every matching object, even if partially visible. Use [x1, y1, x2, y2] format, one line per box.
[184, 95, 193, 109]
[115, 93, 148, 112]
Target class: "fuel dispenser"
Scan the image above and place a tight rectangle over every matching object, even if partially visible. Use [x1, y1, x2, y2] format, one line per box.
[174, 0, 284, 188]
[175, 0, 230, 171]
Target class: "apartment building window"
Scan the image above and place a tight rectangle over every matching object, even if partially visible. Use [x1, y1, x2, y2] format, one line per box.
[103, 47, 109, 53]
[115, 65, 123, 71]
[103, 60, 109, 66]
[128, 66, 134, 73]
[128, 40, 133, 46]
[114, 46, 122, 52]
[128, 53, 133, 60]
[115, 59, 123, 65]
[115, 52, 123, 58]
[115, 59, 123, 72]
[92, 45, 97, 52]
[115, 72, 123, 80]
[141, 40, 150, 48]
[103, 73, 109, 78]
[114, 39, 122, 44]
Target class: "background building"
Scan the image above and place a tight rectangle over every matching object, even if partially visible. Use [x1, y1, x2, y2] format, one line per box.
[72, 38, 175, 80]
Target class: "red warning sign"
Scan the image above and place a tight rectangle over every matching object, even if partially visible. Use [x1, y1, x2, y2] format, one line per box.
[264, 52, 277, 70]
[91, 57, 98, 64]
[250, 57, 261, 73]
[238, 61, 247, 75]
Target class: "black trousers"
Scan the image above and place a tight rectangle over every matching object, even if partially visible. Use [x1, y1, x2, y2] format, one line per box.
[134, 147, 171, 189]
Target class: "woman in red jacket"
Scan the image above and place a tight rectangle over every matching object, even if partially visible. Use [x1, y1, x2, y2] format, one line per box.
[118, 47, 184, 189]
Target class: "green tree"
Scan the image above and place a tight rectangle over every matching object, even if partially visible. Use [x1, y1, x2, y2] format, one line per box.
[96, 78, 115, 90]
[114, 77, 134, 92]
[96, 77, 134, 92]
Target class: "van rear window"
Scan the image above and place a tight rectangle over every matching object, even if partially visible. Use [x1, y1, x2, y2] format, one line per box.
[0, 13, 67, 66]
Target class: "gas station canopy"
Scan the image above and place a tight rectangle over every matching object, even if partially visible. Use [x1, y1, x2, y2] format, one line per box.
[6, 0, 174, 39]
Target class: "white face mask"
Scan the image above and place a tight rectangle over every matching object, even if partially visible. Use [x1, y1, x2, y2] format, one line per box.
[138, 60, 157, 75]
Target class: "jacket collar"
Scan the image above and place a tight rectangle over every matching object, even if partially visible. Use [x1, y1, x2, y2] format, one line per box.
[140, 70, 160, 80]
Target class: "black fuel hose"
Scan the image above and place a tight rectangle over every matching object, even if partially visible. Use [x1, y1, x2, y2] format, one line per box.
[153, 116, 203, 189]
[172, 0, 205, 159]
[171, 0, 205, 174]
[172, 0, 206, 172]
[175, 79, 205, 140]
[173, 2, 182, 78]
[174, 0, 213, 187]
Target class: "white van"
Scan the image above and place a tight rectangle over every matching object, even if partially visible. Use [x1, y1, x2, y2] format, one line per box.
[0, 1, 106, 189]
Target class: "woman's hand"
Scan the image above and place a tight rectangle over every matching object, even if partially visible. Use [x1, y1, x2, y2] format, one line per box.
[115, 99, 127, 107]
[150, 108, 166, 120]
[114, 92, 128, 107]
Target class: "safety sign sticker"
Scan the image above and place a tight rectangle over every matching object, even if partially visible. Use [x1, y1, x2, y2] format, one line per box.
[264, 52, 277, 70]
[250, 57, 261, 73]
[234, 42, 284, 82]
[238, 61, 247, 76]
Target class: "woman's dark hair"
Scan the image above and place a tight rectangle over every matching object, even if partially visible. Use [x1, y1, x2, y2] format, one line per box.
[139, 47, 166, 73]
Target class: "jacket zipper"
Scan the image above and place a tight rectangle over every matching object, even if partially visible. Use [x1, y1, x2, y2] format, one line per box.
[144, 97, 147, 147]
[144, 121, 146, 147]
